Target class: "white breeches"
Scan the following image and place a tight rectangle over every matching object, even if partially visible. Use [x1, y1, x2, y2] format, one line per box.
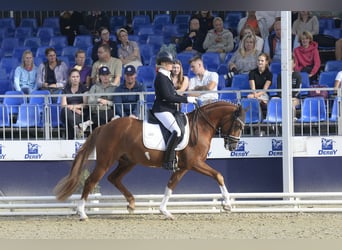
[154, 111, 181, 136]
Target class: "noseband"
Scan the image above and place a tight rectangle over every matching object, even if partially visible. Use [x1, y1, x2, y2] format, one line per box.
[223, 108, 245, 145]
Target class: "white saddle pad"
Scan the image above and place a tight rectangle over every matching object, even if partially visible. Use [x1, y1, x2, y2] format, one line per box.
[142, 116, 189, 151]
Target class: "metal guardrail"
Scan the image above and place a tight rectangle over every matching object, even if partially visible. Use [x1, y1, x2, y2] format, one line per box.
[2, 192, 342, 216]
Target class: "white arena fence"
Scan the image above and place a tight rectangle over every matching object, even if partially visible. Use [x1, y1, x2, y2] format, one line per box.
[2, 192, 342, 216]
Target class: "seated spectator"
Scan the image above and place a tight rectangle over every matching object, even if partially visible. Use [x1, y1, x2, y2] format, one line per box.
[113, 65, 146, 119]
[293, 31, 321, 84]
[176, 17, 206, 54]
[36, 47, 68, 93]
[84, 11, 110, 40]
[239, 25, 264, 53]
[91, 27, 118, 62]
[171, 59, 189, 94]
[275, 57, 302, 120]
[227, 34, 260, 86]
[13, 50, 37, 94]
[203, 17, 234, 62]
[237, 11, 269, 40]
[334, 70, 342, 91]
[60, 69, 89, 139]
[336, 38, 342, 61]
[256, 11, 281, 33]
[292, 11, 319, 37]
[70, 49, 92, 89]
[59, 11, 85, 45]
[88, 66, 116, 127]
[91, 44, 122, 87]
[188, 56, 218, 105]
[247, 52, 273, 110]
[263, 18, 281, 63]
[193, 11, 214, 36]
[116, 28, 142, 69]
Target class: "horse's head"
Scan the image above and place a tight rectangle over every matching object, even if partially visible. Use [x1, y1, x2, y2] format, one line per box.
[222, 104, 246, 151]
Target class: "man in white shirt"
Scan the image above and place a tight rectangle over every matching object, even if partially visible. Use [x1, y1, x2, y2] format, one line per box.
[188, 56, 219, 105]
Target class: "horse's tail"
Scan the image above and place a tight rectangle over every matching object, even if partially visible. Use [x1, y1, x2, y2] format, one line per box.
[54, 126, 102, 201]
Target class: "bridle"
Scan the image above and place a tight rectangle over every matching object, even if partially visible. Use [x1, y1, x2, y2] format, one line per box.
[190, 103, 245, 146]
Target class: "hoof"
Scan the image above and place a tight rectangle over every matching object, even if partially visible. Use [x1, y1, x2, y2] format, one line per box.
[79, 216, 88, 221]
[222, 204, 232, 211]
[127, 205, 135, 214]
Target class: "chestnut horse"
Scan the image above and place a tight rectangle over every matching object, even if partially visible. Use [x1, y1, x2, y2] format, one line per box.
[54, 101, 246, 220]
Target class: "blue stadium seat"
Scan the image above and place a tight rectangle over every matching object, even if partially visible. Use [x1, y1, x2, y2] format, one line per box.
[162, 24, 181, 44]
[263, 98, 282, 123]
[49, 36, 68, 56]
[0, 17, 16, 36]
[270, 62, 281, 74]
[153, 14, 172, 31]
[12, 104, 42, 128]
[176, 52, 196, 73]
[73, 35, 93, 51]
[14, 27, 33, 46]
[329, 97, 340, 122]
[146, 34, 164, 53]
[132, 15, 151, 34]
[174, 14, 191, 25]
[181, 103, 196, 113]
[37, 27, 55, 46]
[0, 27, 8, 45]
[324, 60, 342, 72]
[0, 104, 10, 127]
[137, 24, 155, 44]
[1, 37, 20, 57]
[23, 36, 42, 55]
[12, 46, 30, 61]
[136, 65, 156, 90]
[19, 18, 38, 34]
[42, 17, 60, 35]
[219, 87, 238, 102]
[109, 15, 127, 33]
[299, 72, 310, 98]
[3, 90, 26, 116]
[61, 46, 79, 64]
[241, 98, 262, 124]
[0, 79, 13, 97]
[217, 74, 226, 90]
[202, 52, 221, 72]
[0, 57, 20, 76]
[297, 97, 327, 123]
[231, 74, 250, 97]
[323, 28, 342, 39]
[224, 12, 244, 31]
[318, 71, 338, 96]
[138, 43, 154, 65]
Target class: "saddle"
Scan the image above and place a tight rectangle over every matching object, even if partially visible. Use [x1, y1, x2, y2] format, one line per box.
[143, 110, 189, 151]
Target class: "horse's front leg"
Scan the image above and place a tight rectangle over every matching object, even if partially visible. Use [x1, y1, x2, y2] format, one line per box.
[160, 169, 188, 220]
[220, 184, 232, 211]
[77, 199, 88, 221]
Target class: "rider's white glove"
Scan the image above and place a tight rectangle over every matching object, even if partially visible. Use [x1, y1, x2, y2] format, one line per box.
[187, 96, 198, 104]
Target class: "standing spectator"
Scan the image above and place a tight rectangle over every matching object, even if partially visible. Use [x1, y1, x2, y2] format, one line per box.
[292, 11, 319, 36]
[336, 38, 342, 60]
[293, 31, 321, 84]
[88, 66, 116, 127]
[256, 11, 281, 33]
[239, 25, 264, 53]
[237, 11, 269, 40]
[36, 47, 68, 92]
[59, 11, 85, 45]
[91, 27, 118, 62]
[60, 69, 89, 139]
[203, 17, 234, 62]
[188, 55, 219, 105]
[13, 50, 37, 94]
[193, 11, 214, 35]
[247, 52, 273, 110]
[263, 18, 282, 63]
[70, 49, 92, 89]
[84, 11, 110, 40]
[226, 34, 260, 86]
[116, 28, 142, 69]
[171, 59, 189, 94]
[91, 44, 122, 87]
[176, 17, 206, 54]
[113, 65, 146, 119]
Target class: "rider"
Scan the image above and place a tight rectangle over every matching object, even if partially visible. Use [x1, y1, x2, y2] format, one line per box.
[152, 51, 198, 171]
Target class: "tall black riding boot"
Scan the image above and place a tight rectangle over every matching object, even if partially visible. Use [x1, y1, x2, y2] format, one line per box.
[162, 131, 181, 171]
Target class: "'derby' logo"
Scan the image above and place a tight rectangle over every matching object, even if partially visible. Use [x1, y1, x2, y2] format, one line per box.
[230, 140, 249, 157]
[25, 142, 42, 159]
[269, 139, 283, 156]
[72, 142, 83, 158]
[318, 138, 337, 155]
[0, 144, 6, 159]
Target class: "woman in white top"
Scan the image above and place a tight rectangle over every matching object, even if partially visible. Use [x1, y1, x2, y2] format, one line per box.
[14, 50, 37, 94]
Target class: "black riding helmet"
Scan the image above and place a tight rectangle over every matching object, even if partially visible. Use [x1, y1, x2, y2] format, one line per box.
[156, 51, 174, 65]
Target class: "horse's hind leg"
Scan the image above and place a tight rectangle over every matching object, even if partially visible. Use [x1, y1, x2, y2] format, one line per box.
[107, 157, 136, 213]
[78, 165, 109, 221]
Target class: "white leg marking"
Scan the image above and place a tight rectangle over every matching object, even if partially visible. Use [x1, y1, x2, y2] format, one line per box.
[220, 185, 232, 211]
[159, 187, 174, 219]
[77, 199, 88, 221]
